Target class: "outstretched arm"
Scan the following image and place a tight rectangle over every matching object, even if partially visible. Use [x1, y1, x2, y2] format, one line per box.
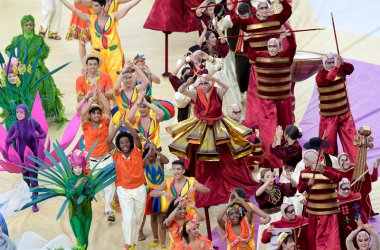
[113, 0, 142, 21]
[60, 0, 91, 23]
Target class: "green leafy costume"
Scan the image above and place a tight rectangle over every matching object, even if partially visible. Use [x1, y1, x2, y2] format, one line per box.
[21, 142, 116, 250]
[5, 15, 65, 122]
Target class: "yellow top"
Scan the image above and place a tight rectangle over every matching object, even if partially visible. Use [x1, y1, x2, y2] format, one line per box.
[90, 13, 121, 50]
[134, 110, 162, 150]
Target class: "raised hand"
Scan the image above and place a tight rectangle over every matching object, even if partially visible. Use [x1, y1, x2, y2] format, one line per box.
[119, 111, 126, 126]
[275, 125, 283, 139]
[201, 20, 207, 32]
[308, 178, 314, 186]
[226, 0, 233, 11]
[186, 199, 196, 209]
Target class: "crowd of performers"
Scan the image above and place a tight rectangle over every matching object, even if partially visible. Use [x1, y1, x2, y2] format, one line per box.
[0, 0, 380, 249]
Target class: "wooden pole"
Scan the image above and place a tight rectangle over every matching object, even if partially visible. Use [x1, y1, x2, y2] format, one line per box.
[218, 28, 324, 39]
[331, 13, 340, 56]
[162, 32, 170, 77]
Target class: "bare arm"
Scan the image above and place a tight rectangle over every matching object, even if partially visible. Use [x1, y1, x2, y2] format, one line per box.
[96, 87, 111, 117]
[217, 205, 228, 230]
[119, 0, 132, 3]
[252, 205, 271, 224]
[107, 113, 125, 150]
[171, 57, 187, 76]
[134, 64, 151, 91]
[216, 28, 227, 44]
[125, 121, 142, 150]
[157, 151, 169, 165]
[194, 180, 210, 193]
[113, 0, 142, 21]
[209, 75, 229, 99]
[127, 93, 143, 124]
[59, 0, 91, 23]
[197, 21, 207, 47]
[148, 102, 165, 122]
[178, 77, 197, 101]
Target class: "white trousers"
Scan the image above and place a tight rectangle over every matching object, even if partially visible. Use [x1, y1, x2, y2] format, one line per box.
[40, 0, 62, 33]
[89, 155, 115, 213]
[117, 185, 146, 245]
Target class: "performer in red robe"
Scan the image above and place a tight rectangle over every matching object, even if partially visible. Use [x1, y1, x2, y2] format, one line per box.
[227, 0, 293, 131]
[298, 149, 342, 250]
[261, 201, 308, 250]
[166, 75, 258, 207]
[244, 30, 296, 168]
[337, 153, 379, 217]
[316, 53, 357, 159]
[337, 178, 368, 250]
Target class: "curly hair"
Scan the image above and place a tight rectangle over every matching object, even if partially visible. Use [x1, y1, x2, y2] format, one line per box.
[115, 131, 134, 152]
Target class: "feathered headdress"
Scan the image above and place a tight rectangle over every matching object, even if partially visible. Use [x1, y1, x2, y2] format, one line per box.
[133, 54, 146, 64]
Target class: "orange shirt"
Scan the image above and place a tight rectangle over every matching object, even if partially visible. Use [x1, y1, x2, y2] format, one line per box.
[226, 217, 254, 250]
[113, 147, 145, 189]
[76, 71, 113, 97]
[167, 214, 194, 248]
[82, 117, 110, 158]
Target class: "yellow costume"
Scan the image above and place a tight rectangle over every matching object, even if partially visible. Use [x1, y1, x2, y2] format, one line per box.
[133, 110, 162, 150]
[90, 13, 124, 84]
[161, 177, 196, 214]
[107, 0, 119, 13]
[112, 87, 139, 125]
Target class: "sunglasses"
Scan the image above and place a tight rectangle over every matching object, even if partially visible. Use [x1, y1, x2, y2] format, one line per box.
[177, 207, 186, 211]
[340, 187, 350, 191]
[233, 111, 241, 114]
[286, 209, 295, 214]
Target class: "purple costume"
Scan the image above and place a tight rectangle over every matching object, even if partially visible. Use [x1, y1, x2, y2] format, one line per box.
[5, 104, 46, 199]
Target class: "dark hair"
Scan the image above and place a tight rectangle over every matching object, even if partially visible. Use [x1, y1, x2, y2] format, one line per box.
[235, 187, 247, 201]
[227, 202, 247, 222]
[284, 125, 302, 140]
[115, 131, 134, 152]
[163, 199, 180, 222]
[181, 67, 191, 77]
[92, 0, 106, 6]
[86, 56, 100, 65]
[279, 234, 294, 250]
[182, 220, 192, 244]
[144, 95, 152, 104]
[172, 160, 185, 169]
[205, 31, 215, 41]
[143, 145, 157, 159]
[89, 107, 102, 114]
[238, 2, 251, 15]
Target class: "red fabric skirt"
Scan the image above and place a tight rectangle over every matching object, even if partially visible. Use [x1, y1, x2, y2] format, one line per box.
[144, 0, 202, 32]
[184, 145, 259, 207]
